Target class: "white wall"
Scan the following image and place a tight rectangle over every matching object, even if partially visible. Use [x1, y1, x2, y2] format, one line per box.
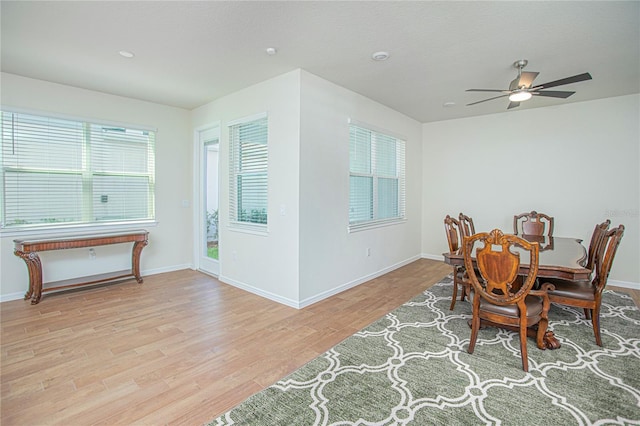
[298, 71, 424, 304]
[191, 70, 302, 305]
[0, 73, 193, 301]
[191, 69, 425, 307]
[422, 94, 640, 287]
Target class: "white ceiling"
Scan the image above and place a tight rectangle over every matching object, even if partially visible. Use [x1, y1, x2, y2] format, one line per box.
[1, 1, 639, 123]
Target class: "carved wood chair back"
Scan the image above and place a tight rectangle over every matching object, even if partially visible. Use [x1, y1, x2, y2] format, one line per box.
[444, 214, 471, 310]
[444, 215, 462, 253]
[586, 219, 611, 272]
[593, 225, 625, 295]
[513, 211, 554, 236]
[463, 229, 551, 371]
[458, 212, 476, 238]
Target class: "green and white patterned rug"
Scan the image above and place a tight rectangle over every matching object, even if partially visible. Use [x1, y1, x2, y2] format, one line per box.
[208, 276, 640, 425]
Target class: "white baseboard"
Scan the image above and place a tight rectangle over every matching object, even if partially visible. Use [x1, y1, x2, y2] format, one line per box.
[422, 253, 445, 262]
[0, 291, 25, 303]
[608, 279, 640, 291]
[218, 275, 300, 308]
[219, 255, 422, 310]
[297, 254, 422, 309]
[143, 263, 194, 276]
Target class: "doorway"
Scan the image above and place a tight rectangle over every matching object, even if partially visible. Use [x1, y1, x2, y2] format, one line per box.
[196, 125, 220, 276]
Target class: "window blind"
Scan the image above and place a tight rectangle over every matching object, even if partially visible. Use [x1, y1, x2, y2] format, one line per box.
[0, 111, 155, 230]
[349, 122, 405, 230]
[229, 114, 268, 228]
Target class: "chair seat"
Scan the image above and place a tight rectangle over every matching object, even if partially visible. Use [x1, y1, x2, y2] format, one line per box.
[470, 291, 543, 318]
[546, 279, 596, 302]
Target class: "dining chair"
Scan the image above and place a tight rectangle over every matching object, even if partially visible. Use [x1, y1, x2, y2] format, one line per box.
[513, 211, 554, 236]
[463, 229, 554, 372]
[543, 224, 625, 346]
[573, 219, 610, 320]
[586, 220, 611, 272]
[458, 212, 476, 238]
[444, 215, 471, 310]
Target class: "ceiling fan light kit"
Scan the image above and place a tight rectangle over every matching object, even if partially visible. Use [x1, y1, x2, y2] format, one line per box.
[466, 59, 592, 109]
[508, 90, 532, 102]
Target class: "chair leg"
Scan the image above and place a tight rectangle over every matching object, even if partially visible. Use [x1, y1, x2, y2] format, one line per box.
[592, 306, 603, 346]
[468, 315, 480, 354]
[584, 308, 592, 320]
[519, 321, 529, 372]
[450, 278, 458, 311]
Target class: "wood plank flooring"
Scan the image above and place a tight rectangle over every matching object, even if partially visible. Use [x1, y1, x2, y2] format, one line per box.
[1, 259, 637, 425]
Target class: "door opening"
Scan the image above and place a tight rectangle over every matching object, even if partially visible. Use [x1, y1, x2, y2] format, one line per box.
[197, 126, 220, 276]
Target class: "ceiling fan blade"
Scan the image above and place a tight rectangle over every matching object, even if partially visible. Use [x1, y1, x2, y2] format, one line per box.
[518, 71, 539, 89]
[466, 94, 509, 106]
[466, 89, 508, 93]
[532, 72, 592, 90]
[507, 101, 520, 109]
[508, 77, 519, 91]
[533, 90, 576, 99]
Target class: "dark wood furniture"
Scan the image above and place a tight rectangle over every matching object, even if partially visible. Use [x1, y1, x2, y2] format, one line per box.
[513, 211, 554, 236]
[458, 212, 476, 238]
[14, 230, 149, 304]
[444, 234, 590, 281]
[578, 219, 611, 320]
[586, 220, 611, 272]
[463, 229, 556, 372]
[543, 224, 625, 346]
[444, 215, 471, 310]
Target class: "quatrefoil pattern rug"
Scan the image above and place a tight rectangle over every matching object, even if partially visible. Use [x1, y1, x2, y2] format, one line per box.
[209, 277, 640, 425]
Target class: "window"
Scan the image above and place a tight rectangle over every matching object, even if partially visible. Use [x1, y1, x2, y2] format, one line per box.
[349, 121, 405, 230]
[228, 113, 268, 229]
[0, 110, 155, 230]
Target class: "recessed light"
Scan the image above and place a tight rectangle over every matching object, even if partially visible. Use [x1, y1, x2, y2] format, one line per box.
[443, 102, 456, 108]
[266, 47, 277, 56]
[372, 51, 389, 61]
[118, 50, 135, 59]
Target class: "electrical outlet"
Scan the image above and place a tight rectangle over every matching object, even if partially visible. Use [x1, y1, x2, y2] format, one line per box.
[366, 248, 371, 257]
[89, 248, 96, 259]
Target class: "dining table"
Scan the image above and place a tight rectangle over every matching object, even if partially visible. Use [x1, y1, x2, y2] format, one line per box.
[442, 234, 591, 350]
[443, 234, 590, 281]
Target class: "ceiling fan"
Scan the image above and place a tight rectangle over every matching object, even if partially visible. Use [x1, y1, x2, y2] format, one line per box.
[466, 59, 592, 109]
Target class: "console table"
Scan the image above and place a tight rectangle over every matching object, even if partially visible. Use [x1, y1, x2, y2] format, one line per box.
[14, 230, 149, 304]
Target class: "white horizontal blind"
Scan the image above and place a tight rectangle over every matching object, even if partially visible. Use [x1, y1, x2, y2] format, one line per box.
[229, 114, 268, 228]
[0, 111, 155, 229]
[349, 122, 405, 229]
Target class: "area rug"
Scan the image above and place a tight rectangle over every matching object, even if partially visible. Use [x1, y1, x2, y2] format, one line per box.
[208, 276, 640, 425]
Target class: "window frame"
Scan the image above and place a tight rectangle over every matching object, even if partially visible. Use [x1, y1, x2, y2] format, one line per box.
[348, 118, 406, 232]
[0, 107, 157, 236]
[227, 112, 269, 234]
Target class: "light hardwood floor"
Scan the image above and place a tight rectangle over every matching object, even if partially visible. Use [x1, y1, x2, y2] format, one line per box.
[1, 259, 637, 425]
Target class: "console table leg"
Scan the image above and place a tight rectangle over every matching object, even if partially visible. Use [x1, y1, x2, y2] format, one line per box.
[15, 250, 44, 304]
[131, 240, 148, 283]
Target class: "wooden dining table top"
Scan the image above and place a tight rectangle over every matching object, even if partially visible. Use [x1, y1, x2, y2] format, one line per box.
[443, 234, 590, 281]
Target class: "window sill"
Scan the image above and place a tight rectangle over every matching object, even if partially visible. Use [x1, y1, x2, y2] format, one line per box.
[0, 220, 159, 239]
[229, 222, 268, 237]
[348, 218, 406, 233]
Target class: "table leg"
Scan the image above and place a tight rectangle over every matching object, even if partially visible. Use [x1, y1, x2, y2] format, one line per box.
[131, 239, 148, 283]
[14, 250, 44, 304]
